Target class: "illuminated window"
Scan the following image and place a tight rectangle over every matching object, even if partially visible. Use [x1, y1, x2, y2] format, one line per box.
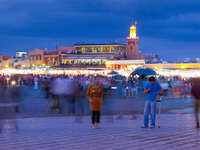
[94, 47, 101, 53]
[106, 47, 110, 53]
[111, 47, 117, 52]
[86, 48, 92, 53]
[102, 48, 106, 53]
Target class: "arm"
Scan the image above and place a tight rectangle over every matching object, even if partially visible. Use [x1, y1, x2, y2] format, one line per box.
[144, 83, 151, 94]
[99, 84, 103, 98]
[86, 85, 92, 99]
[159, 88, 163, 95]
[144, 88, 151, 94]
[158, 83, 163, 96]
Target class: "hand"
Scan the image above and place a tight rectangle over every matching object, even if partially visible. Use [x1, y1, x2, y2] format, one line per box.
[144, 88, 151, 94]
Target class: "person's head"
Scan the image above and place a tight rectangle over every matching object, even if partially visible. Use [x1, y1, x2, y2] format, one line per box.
[149, 76, 156, 84]
[94, 76, 99, 84]
[192, 77, 200, 85]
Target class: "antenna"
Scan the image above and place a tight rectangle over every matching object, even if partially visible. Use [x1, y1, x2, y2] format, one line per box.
[134, 21, 138, 26]
[56, 41, 59, 50]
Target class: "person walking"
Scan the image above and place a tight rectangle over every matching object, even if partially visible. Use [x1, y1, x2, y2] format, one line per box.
[87, 76, 103, 129]
[191, 78, 200, 128]
[142, 76, 162, 128]
[33, 76, 39, 90]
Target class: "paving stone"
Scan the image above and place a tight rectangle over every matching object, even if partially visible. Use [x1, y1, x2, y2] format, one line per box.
[0, 114, 200, 150]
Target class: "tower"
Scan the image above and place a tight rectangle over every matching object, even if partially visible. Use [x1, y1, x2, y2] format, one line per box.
[126, 22, 139, 59]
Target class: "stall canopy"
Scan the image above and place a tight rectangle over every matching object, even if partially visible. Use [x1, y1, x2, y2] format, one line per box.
[132, 67, 157, 76]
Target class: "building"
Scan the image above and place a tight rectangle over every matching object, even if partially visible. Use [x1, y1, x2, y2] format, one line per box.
[28, 49, 60, 67]
[28, 49, 45, 67]
[106, 59, 145, 70]
[27, 23, 156, 69]
[126, 24, 140, 59]
[0, 55, 11, 68]
[16, 51, 28, 59]
[61, 43, 126, 68]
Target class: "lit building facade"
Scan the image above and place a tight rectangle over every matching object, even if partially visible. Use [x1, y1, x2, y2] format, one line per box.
[27, 24, 156, 69]
[28, 49, 60, 67]
[0, 55, 11, 68]
[106, 60, 145, 70]
[16, 51, 28, 59]
[61, 43, 126, 68]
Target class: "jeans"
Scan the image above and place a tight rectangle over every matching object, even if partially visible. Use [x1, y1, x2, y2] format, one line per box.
[194, 99, 200, 124]
[144, 101, 157, 127]
[92, 111, 100, 124]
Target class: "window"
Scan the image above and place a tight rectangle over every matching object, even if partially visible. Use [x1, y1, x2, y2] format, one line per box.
[102, 48, 106, 53]
[111, 47, 117, 52]
[86, 48, 92, 53]
[94, 47, 101, 53]
[105, 47, 110, 53]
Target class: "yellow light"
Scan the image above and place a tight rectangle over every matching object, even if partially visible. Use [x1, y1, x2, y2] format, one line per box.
[11, 80, 16, 86]
[154, 67, 158, 69]
[181, 65, 185, 69]
[129, 25, 137, 39]
[5, 64, 9, 68]
[42, 64, 46, 67]
[32, 64, 35, 67]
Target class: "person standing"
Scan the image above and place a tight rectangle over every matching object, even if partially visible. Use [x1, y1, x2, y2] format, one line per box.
[191, 78, 200, 128]
[33, 76, 39, 90]
[87, 77, 103, 129]
[42, 77, 50, 99]
[142, 76, 162, 128]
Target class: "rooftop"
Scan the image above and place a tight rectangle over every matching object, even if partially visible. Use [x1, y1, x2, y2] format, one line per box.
[74, 43, 126, 46]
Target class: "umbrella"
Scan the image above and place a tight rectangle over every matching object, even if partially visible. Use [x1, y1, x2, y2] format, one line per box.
[143, 68, 157, 76]
[132, 67, 145, 75]
[108, 70, 118, 75]
[112, 74, 126, 80]
[132, 67, 157, 76]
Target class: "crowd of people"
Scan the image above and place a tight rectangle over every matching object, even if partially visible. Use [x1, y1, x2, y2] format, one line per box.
[0, 73, 199, 129]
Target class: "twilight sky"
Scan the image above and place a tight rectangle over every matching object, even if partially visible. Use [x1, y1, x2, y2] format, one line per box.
[0, 0, 200, 60]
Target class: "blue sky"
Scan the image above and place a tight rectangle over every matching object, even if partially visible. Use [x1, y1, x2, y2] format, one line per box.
[0, 0, 200, 60]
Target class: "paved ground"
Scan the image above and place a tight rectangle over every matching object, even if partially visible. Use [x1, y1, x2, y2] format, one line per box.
[0, 113, 200, 150]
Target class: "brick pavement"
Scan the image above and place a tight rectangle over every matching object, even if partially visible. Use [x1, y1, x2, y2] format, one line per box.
[0, 114, 200, 150]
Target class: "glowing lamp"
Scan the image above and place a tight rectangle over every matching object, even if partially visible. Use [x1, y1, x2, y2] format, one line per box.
[181, 65, 185, 69]
[11, 80, 16, 86]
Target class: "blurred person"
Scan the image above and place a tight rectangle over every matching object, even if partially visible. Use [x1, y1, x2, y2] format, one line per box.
[64, 77, 77, 114]
[115, 80, 125, 119]
[33, 76, 39, 90]
[74, 80, 85, 123]
[191, 78, 200, 128]
[42, 77, 51, 99]
[87, 76, 103, 129]
[50, 77, 64, 113]
[9, 79, 22, 113]
[121, 79, 127, 97]
[160, 80, 169, 97]
[142, 77, 162, 128]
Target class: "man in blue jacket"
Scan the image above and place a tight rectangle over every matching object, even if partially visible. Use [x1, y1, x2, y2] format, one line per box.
[142, 76, 162, 128]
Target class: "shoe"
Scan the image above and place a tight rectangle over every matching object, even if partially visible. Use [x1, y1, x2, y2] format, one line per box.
[196, 122, 200, 128]
[95, 123, 100, 129]
[92, 124, 96, 129]
[141, 126, 148, 128]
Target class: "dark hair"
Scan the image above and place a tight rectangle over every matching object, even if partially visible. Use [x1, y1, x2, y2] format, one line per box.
[149, 76, 156, 82]
[94, 76, 99, 80]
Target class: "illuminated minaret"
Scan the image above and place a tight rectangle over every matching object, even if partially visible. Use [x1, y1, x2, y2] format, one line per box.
[126, 22, 139, 59]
